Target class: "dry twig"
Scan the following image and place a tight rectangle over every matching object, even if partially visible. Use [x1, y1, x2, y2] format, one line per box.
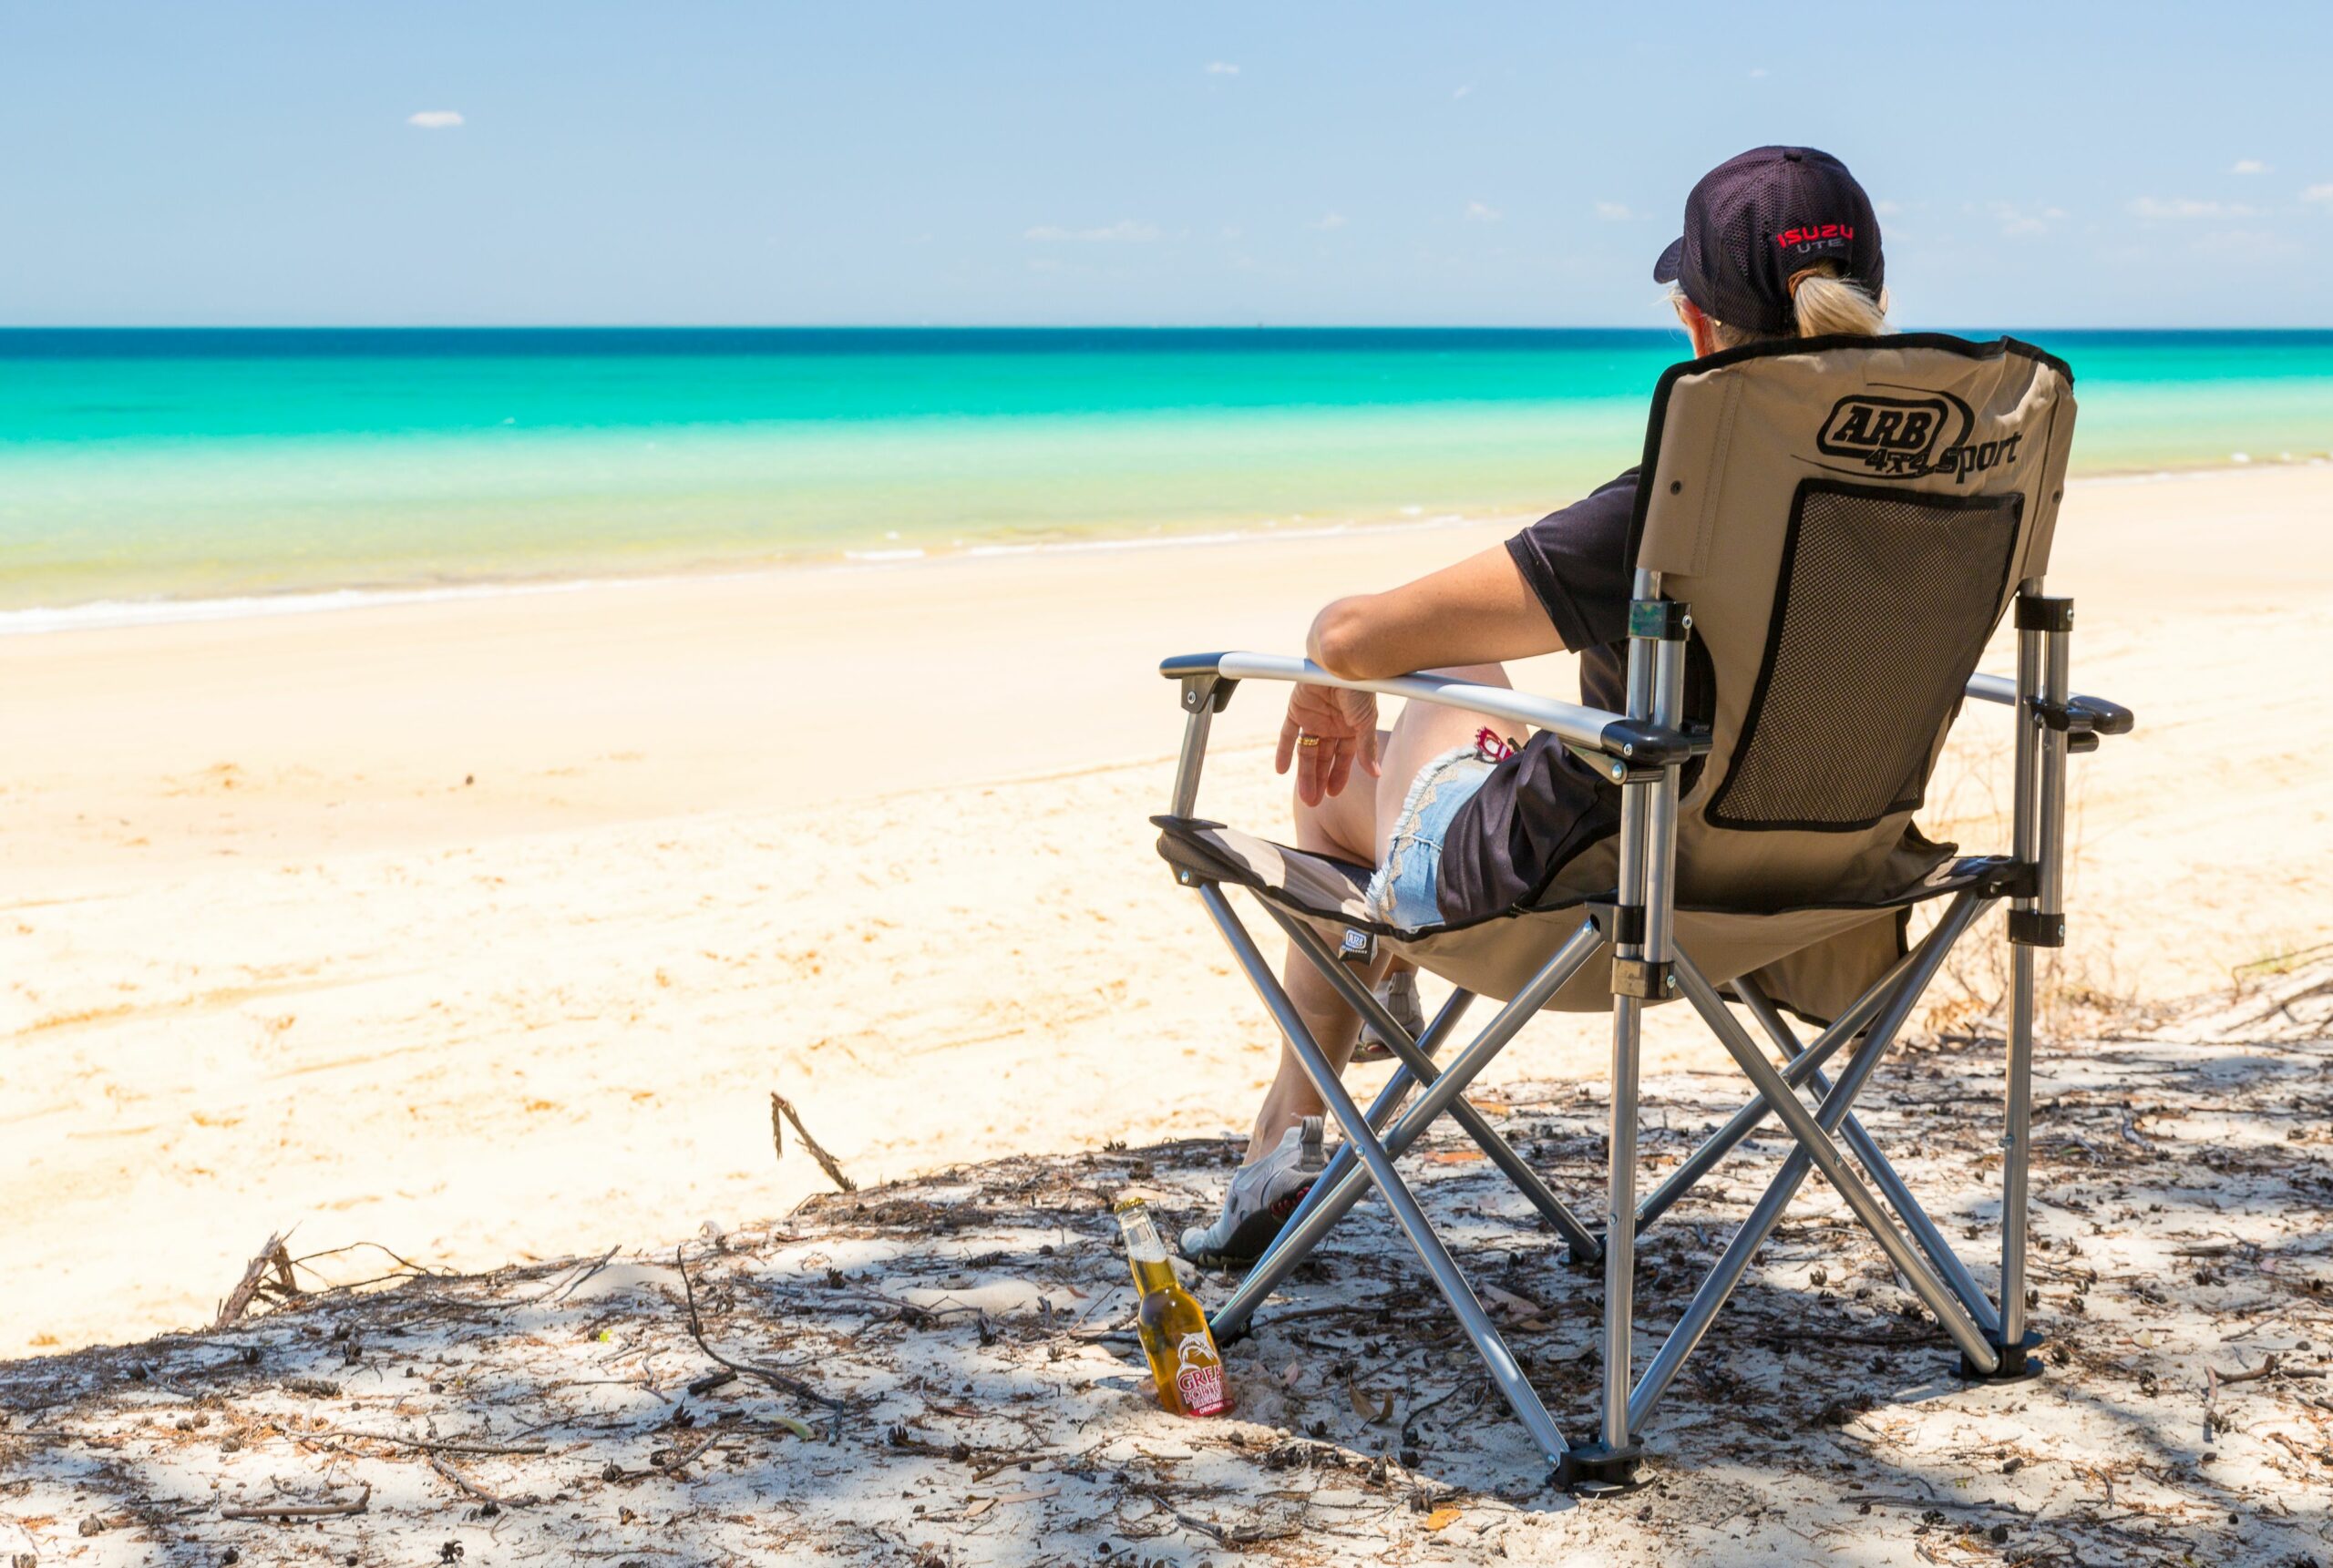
[216, 1231, 301, 1327]
[429, 1452, 534, 1508]
[219, 1482, 370, 1521]
[771, 1091, 858, 1193]
[674, 1245, 850, 1433]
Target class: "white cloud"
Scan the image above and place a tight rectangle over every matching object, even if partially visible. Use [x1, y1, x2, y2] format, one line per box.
[1453, 84, 1474, 99]
[1465, 200, 1501, 222]
[406, 109, 464, 129]
[2304, 184, 2333, 205]
[1594, 200, 1635, 221]
[1747, 67, 1769, 78]
[2232, 159, 2268, 175]
[1310, 212, 1348, 231]
[2129, 195, 2260, 220]
[1988, 200, 2068, 237]
[1205, 61, 1238, 76]
[1875, 199, 1906, 217]
[1023, 220, 1161, 242]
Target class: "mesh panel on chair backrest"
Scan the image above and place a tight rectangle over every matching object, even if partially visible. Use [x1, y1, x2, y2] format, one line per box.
[1706, 480, 2023, 831]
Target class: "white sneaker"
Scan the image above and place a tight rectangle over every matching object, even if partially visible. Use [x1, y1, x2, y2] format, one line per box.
[1351, 970, 1423, 1064]
[1178, 1117, 1326, 1267]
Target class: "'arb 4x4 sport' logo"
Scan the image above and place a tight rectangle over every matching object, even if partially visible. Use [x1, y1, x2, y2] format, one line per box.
[1815, 387, 2021, 483]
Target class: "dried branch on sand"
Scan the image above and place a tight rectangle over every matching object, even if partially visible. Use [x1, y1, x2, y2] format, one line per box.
[771, 1091, 858, 1193]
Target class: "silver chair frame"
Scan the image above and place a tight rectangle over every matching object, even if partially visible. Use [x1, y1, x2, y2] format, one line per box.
[1157, 570, 2131, 1490]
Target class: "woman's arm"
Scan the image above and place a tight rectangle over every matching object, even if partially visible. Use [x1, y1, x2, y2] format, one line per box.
[1305, 542, 1565, 681]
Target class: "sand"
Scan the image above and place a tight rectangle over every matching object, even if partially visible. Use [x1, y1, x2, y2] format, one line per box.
[3, 463, 2329, 1366]
[3, 977, 2328, 1565]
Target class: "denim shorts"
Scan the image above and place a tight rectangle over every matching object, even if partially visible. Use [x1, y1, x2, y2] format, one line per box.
[1364, 746, 1493, 931]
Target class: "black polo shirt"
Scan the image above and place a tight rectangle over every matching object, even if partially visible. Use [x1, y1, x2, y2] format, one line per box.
[1434, 467, 1713, 927]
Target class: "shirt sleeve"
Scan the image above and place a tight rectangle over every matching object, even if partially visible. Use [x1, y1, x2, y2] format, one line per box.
[1502, 467, 1640, 652]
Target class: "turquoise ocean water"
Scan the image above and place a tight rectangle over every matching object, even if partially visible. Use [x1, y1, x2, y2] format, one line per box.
[3, 328, 2328, 627]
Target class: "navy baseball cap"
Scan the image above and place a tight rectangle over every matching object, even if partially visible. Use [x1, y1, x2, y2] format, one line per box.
[1654, 147, 1885, 336]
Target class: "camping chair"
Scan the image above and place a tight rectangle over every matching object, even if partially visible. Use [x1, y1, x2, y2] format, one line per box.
[1150, 333, 2135, 1491]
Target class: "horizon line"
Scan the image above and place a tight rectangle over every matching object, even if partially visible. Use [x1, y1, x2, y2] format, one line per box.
[5, 322, 2330, 333]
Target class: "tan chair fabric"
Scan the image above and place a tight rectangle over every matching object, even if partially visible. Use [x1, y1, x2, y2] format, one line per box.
[1160, 336, 2074, 1023]
[1623, 336, 2071, 1015]
[1155, 815, 2003, 1018]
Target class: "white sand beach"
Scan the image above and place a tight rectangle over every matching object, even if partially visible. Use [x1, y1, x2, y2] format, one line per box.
[3, 463, 2329, 1361]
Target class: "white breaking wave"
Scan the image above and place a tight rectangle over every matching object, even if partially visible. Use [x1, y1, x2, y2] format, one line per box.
[0, 579, 611, 637]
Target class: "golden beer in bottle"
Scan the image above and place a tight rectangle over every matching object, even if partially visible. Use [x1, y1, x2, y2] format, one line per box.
[1114, 1199, 1231, 1417]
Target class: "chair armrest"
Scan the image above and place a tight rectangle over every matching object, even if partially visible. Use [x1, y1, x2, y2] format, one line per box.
[1159, 651, 1697, 766]
[1963, 672, 2136, 735]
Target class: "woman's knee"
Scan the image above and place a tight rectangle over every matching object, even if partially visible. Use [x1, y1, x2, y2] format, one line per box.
[1291, 742, 1382, 861]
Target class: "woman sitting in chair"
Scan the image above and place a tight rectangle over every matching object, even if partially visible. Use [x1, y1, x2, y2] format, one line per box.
[1182, 145, 1895, 1265]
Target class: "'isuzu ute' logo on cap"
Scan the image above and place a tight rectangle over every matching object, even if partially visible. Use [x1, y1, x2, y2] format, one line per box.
[1814, 387, 2020, 483]
[1775, 222, 1855, 258]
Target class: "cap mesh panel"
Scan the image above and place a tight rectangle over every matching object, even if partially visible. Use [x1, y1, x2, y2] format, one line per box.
[1717, 194, 1763, 327]
[1706, 482, 2023, 831]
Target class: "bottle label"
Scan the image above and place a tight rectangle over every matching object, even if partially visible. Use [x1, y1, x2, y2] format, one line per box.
[1175, 1361, 1228, 1416]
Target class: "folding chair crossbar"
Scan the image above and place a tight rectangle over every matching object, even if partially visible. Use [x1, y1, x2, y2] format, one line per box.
[1729, 969, 2002, 1340]
[1629, 944, 1917, 1233]
[1264, 906, 1602, 1260]
[1207, 907, 1609, 1348]
[1671, 947, 2001, 1368]
[1280, 986, 1475, 1199]
[1244, 985, 1475, 1265]
[1198, 883, 1585, 1466]
[1627, 960, 1928, 1428]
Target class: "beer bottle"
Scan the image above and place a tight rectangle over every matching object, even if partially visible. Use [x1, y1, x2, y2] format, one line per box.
[1113, 1199, 1231, 1418]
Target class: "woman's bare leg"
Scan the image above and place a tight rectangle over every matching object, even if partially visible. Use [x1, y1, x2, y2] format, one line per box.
[1242, 665, 1516, 1160]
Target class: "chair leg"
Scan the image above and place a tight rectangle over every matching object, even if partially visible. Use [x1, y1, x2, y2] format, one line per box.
[1629, 1018, 1898, 1430]
[1976, 582, 2063, 1382]
[1198, 886, 1575, 1469]
[1730, 972, 2001, 1340]
[1625, 893, 1997, 1429]
[1601, 990, 1643, 1451]
[1264, 907, 1602, 1264]
[1209, 987, 1474, 1341]
[1674, 958, 2001, 1375]
[1630, 958, 1902, 1233]
[1207, 910, 1607, 1344]
[1981, 938, 2044, 1381]
[1630, 891, 1977, 1235]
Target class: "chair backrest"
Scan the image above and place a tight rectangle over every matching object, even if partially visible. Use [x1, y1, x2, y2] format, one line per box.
[1631, 333, 2077, 908]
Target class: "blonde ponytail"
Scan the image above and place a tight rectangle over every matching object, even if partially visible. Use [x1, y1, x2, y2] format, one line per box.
[1673, 260, 1890, 347]
[1784, 263, 1889, 337]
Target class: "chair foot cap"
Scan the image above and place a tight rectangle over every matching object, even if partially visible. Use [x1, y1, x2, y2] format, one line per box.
[1958, 1329, 2045, 1383]
[1553, 1441, 1644, 1494]
[1560, 1239, 1604, 1274]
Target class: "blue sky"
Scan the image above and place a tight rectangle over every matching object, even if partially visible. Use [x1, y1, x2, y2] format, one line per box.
[5, 1, 2329, 328]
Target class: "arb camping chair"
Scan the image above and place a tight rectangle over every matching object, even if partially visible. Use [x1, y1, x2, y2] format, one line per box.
[1151, 333, 2134, 1491]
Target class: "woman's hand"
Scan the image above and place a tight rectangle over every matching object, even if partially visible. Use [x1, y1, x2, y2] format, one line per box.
[1276, 684, 1380, 806]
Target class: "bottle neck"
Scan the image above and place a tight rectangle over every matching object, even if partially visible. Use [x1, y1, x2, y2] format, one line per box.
[1117, 1205, 1170, 1263]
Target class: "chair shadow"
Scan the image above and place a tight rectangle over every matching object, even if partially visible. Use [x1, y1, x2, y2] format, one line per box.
[2, 1024, 2326, 1566]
